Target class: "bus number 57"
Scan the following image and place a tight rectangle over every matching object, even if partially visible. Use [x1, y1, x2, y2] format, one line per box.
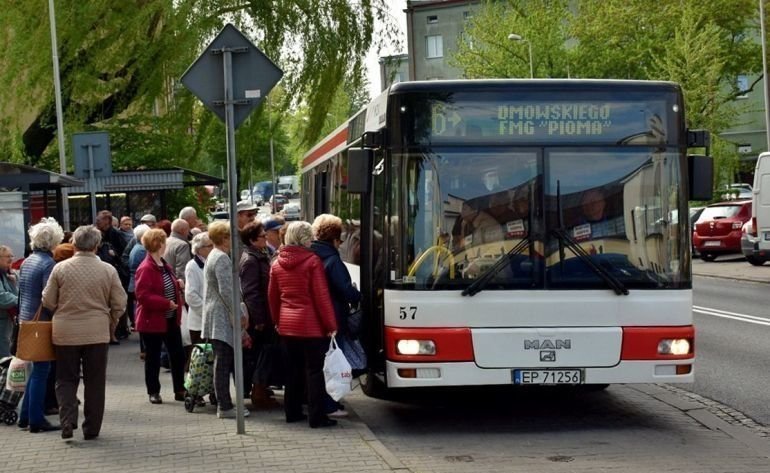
[399, 306, 417, 320]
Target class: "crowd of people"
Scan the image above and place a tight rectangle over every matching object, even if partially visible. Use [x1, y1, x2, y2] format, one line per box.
[0, 200, 362, 440]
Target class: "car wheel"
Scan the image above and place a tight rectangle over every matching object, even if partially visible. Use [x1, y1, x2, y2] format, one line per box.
[700, 253, 717, 262]
[746, 255, 766, 266]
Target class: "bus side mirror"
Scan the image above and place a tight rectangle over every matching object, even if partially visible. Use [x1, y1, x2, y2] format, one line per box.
[688, 154, 713, 201]
[348, 148, 373, 194]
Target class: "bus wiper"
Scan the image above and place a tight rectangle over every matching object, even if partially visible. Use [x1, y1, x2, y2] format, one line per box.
[550, 228, 629, 296]
[461, 236, 530, 297]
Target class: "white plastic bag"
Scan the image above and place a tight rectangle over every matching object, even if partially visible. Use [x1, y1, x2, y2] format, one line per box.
[180, 305, 192, 346]
[323, 336, 352, 401]
[6, 357, 30, 392]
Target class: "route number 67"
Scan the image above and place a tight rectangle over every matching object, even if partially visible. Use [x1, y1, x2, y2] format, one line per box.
[399, 306, 417, 320]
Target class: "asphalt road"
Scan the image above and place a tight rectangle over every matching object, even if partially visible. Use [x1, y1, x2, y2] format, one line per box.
[688, 273, 770, 425]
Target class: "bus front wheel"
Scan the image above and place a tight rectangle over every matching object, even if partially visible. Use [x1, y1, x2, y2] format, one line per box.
[360, 370, 392, 400]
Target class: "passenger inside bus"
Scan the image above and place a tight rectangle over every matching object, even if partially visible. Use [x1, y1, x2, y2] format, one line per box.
[570, 187, 626, 243]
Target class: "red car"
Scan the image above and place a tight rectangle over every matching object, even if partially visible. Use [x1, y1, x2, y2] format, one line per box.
[692, 200, 752, 261]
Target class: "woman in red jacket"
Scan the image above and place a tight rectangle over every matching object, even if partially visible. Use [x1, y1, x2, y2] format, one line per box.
[134, 228, 186, 404]
[268, 221, 337, 428]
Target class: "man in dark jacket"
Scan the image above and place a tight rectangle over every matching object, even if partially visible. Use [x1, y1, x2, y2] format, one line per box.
[95, 210, 130, 340]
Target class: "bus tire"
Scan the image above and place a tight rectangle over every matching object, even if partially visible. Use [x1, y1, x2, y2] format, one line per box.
[360, 370, 391, 399]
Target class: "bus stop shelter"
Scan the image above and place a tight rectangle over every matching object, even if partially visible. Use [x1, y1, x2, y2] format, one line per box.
[0, 162, 84, 261]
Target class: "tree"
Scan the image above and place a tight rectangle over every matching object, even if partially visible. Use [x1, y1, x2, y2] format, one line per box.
[0, 0, 398, 171]
[452, 0, 571, 79]
[452, 0, 763, 190]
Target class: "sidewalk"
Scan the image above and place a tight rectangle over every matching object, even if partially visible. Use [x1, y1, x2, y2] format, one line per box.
[0, 338, 392, 473]
[692, 256, 770, 284]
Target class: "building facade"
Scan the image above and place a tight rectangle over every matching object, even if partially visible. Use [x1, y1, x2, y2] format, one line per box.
[405, 0, 480, 81]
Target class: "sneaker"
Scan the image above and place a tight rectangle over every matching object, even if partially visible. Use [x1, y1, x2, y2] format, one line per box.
[217, 408, 250, 419]
[327, 409, 348, 418]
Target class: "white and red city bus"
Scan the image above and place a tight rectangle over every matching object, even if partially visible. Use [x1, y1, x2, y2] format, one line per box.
[301, 79, 711, 397]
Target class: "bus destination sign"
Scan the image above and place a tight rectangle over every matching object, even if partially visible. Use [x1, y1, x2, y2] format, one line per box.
[425, 98, 670, 144]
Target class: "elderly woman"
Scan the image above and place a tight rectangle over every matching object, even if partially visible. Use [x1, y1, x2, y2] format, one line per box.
[0, 245, 18, 358]
[134, 228, 186, 404]
[17, 217, 63, 433]
[184, 232, 212, 357]
[239, 220, 279, 408]
[268, 221, 337, 428]
[310, 214, 362, 418]
[202, 221, 249, 419]
[42, 225, 126, 440]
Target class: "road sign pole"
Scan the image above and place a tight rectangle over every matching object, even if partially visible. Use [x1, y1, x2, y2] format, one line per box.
[222, 48, 246, 435]
[181, 25, 282, 435]
[87, 144, 98, 223]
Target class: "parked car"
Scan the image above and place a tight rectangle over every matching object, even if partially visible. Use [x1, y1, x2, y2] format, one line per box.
[741, 219, 767, 266]
[692, 200, 752, 261]
[721, 183, 752, 200]
[281, 203, 301, 221]
[269, 194, 288, 213]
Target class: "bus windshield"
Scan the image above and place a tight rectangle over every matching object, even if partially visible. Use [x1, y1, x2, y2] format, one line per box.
[392, 146, 688, 290]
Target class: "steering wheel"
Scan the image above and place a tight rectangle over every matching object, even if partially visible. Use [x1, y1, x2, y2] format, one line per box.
[408, 245, 456, 280]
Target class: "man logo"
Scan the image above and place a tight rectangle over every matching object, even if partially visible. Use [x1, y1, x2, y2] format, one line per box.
[540, 351, 556, 362]
[523, 339, 572, 350]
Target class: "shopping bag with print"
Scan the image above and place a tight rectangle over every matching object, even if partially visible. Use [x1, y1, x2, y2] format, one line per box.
[323, 336, 352, 401]
[5, 357, 30, 392]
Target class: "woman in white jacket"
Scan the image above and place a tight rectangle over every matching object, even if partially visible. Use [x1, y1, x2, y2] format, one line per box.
[184, 232, 213, 367]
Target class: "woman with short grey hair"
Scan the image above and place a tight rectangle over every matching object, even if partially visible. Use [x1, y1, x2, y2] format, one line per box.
[43, 225, 127, 440]
[72, 225, 103, 252]
[17, 217, 64, 433]
[184, 232, 213, 370]
[268, 221, 337, 428]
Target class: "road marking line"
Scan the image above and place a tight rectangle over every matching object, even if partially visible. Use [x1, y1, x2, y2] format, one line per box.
[693, 306, 770, 326]
[693, 305, 770, 323]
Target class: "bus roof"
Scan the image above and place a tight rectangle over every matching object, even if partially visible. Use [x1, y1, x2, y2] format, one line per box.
[301, 79, 683, 172]
[388, 78, 681, 94]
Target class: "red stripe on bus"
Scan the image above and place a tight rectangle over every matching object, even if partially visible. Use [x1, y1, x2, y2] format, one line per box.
[385, 327, 474, 362]
[621, 326, 695, 360]
[302, 128, 348, 169]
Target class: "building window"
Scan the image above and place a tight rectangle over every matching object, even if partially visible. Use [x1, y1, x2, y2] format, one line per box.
[463, 11, 472, 20]
[427, 15, 438, 24]
[394, 72, 403, 83]
[426, 35, 443, 58]
[737, 75, 749, 99]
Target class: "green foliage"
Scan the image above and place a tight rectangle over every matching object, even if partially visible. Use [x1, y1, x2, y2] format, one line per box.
[453, 0, 763, 194]
[452, 0, 571, 79]
[0, 0, 397, 178]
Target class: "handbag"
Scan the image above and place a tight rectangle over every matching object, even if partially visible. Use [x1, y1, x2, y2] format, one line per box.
[16, 305, 55, 362]
[347, 306, 363, 339]
[252, 329, 286, 387]
[337, 332, 366, 371]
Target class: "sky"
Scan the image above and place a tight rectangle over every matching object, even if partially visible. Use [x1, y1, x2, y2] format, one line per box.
[365, 1, 408, 98]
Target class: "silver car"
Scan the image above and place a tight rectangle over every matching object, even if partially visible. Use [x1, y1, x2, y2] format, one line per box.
[741, 220, 767, 266]
[281, 203, 301, 221]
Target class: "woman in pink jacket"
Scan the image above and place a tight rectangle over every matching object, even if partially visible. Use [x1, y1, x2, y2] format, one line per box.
[268, 221, 337, 428]
[134, 228, 185, 405]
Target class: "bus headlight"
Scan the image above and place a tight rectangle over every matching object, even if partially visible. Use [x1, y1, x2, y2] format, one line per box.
[658, 339, 691, 356]
[396, 339, 436, 356]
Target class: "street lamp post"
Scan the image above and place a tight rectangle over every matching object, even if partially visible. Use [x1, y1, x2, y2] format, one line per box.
[508, 33, 533, 79]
